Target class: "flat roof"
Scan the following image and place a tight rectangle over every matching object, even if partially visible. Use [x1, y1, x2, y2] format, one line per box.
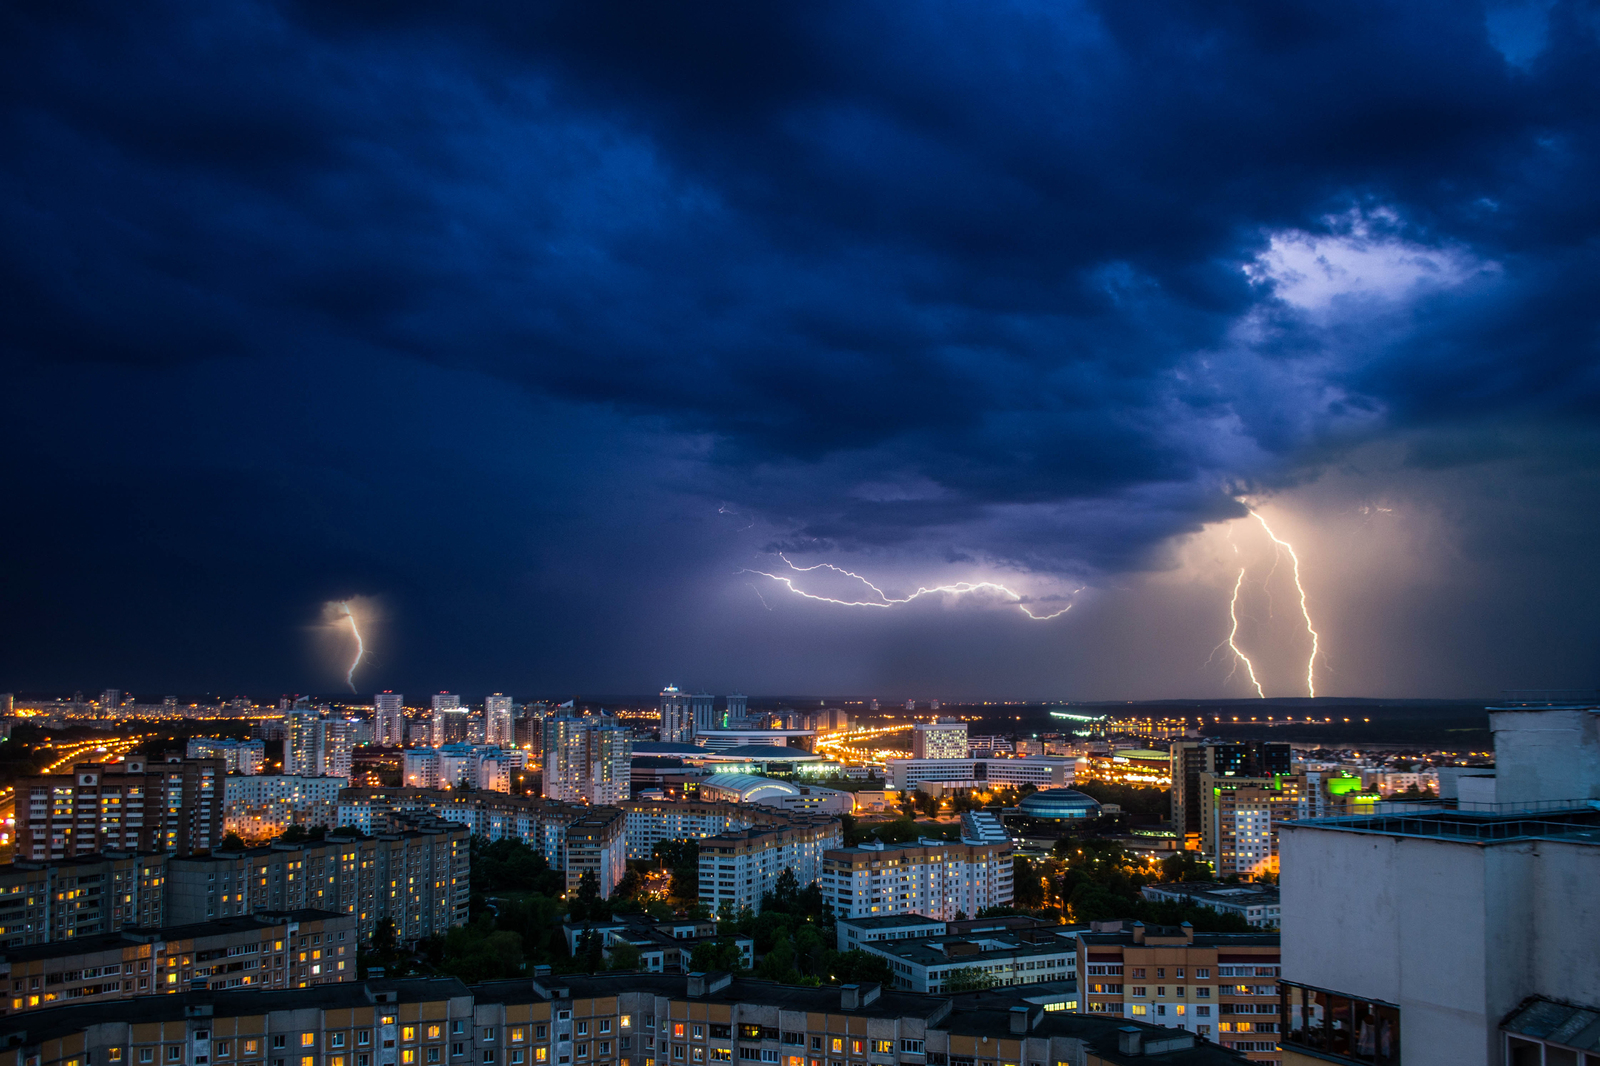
[1283, 806, 1600, 846]
[838, 914, 948, 930]
[863, 932, 1079, 968]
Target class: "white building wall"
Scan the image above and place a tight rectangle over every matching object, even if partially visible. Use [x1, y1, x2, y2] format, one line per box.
[1281, 823, 1600, 1066]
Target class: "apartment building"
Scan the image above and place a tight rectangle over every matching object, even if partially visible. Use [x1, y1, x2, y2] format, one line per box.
[0, 971, 1255, 1066]
[0, 909, 355, 1014]
[402, 746, 526, 793]
[822, 839, 1013, 921]
[185, 739, 265, 776]
[336, 790, 627, 896]
[835, 915, 949, 953]
[1199, 773, 1302, 880]
[14, 757, 225, 861]
[0, 853, 168, 947]
[560, 810, 629, 896]
[544, 715, 633, 806]
[1170, 742, 1292, 846]
[224, 776, 348, 840]
[620, 799, 776, 860]
[1278, 702, 1600, 1066]
[696, 816, 843, 915]
[885, 758, 1072, 792]
[1075, 921, 1281, 1063]
[163, 820, 469, 943]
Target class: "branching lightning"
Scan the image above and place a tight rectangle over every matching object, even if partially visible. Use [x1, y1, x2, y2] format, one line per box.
[1225, 568, 1266, 698]
[1247, 509, 1321, 698]
[742, 555, 1078, 621]
[340, 601, 365, 693]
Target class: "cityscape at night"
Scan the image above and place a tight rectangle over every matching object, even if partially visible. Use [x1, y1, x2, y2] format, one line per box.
[1, 3, 1597, 1065]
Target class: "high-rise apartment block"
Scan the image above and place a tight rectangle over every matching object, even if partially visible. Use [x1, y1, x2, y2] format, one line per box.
[1199, 773, 1302, 880]
[14, 756, 224, 860]
[822, 836, 1014, 921]
[1278, 702, 1600, 1066]
[223, 775, 347, 840]
[696, 815, 843, 915]
[0, 853, 168, 946]
[542, 715, 632, 805]
[485, 693, 514, 747]
[282, 713, 353, 778]
[2, 909, 357, 1010]
[658, 685, 692, 743]
[911, 719, 968, 759]
[724, 693, 748, 727]
[374, 691, 405, 747]
[167, 820, 469, 941]
[402, 744, 524, 792]
[1170, 740, 1292, 844]
[431, 692, 459, 746]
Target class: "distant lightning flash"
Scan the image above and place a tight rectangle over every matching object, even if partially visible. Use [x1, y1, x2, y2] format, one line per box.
[743, 555, 1078, 621]
[1225, 568, 1266, 698]
[340, 601, 365, 693]
[1247, 508, 1322, 698]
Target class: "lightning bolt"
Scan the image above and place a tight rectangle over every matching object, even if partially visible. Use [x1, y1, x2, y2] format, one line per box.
[340, 601, 364, 693]
[1225, 568, 1266, 698]
[742, 554, 1078, 621]
[1247, 509, 1321, 698]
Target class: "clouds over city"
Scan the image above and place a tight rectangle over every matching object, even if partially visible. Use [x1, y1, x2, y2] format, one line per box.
[2, 1, 1597, 697]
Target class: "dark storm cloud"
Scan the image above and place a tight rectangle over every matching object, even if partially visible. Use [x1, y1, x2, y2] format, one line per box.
[1, 0, 1597, 693]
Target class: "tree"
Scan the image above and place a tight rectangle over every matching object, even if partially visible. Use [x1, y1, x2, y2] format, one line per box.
[606, 940, 642, 972]
[570, 870, 604, 922]
[755, 938, 800, 983]
[1011, 856, 1045, 908]
[1159, 852, 1213, 884]
[943, 967, 997, 992]
[576, 926, 604, 973]
[829, 949, 895, 987]
[221, 832, 246, 851]
[690, 938, 745, 972]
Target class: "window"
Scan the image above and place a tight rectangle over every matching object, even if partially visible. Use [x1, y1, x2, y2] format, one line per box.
[829, 1042, 841, 1056]
[1130, 1006, 1147, 1017]
[302, 1038, 316, 1049]
[600, 1024, 611, 1037]
[849, 1042, 863, 1057]
[808, 1043, 820, 1053]
[1155, 969, 1165, 979]
[620, 1019, 631, 1031]
[215, 1047, 229, 1060]
[140, 1054, 154, 1065]
[453, 1046, 466, 1059]
[245, 1044, 259, 1056]
[485, 1053, 498, 1064]
[1130, 969, 1145, 979]
[170, 1049, 184, 1062]
[430, 1054, 441, 1065]
[899, 1044, 922, 1056]
[511, 1031, 525, 1045]
[358, 1036, 371, 1049]
[405, 1030, 418, 1044]
[579, 1026, 589, 1039]
[403, 1053, 417, 1065]
[739, 1029, 760, 1043]
[1194, 968, 1210, 979]
[1281, 981, 1399, 1066]
[760, 1055, 778, 1065]
[512, 1056, 523, 1066]
[484, 1032, 497, 1044]
[871, 1044, 892, 1056]
[1131, 987, 1146, 998]
[1195, 988, 1210, 999]
[1174, 968, 1184, 979]
[273, 1041, 287, 1052]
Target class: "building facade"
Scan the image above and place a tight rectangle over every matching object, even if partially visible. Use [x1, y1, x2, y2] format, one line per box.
[374, 692, 406, 748]
[696, 816, 844, 915]
[822, 839, 1014, 921]
[0, 853, 168, 947]
[224, 776, 348, 840]
[885, 757, 1073, 792]
[1076, 921, 1282, 1063]
[165, 820, 469, 943]
[1169, 742, 1292, 846]
[485, 695, 514, 748]
[185, 739, 265, 776]
[0, 971, 1249, 1066]
[658, 686, 692, 744]
[910, 722, 968, 761]
[14, 756, 224, 861]
[542, 716, 632, 806]
[1277, 703, 1600, 1066]
[1, 910, 356, 1013]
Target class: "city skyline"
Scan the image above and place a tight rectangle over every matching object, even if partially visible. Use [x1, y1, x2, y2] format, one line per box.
[3, 5, 1599, 700]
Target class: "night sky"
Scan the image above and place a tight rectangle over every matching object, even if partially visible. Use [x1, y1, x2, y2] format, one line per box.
[3, 2, 1599, 701]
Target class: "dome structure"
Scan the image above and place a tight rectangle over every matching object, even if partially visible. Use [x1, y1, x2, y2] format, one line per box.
[699, 773, 802, 804]
[1018, 788, 1103, 820]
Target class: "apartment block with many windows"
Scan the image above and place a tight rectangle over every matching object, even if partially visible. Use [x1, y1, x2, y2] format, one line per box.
[15, 757, 224, 861]
[1075, 920, 1281, 1064]
[0, 909, 355, 1014]
[0, 853, 168, 947]
[0, 971, 1258, 1066]
[163, 820, 468, 942]
[696, 817, 843, 915]
[822, 840, 1012, 921]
